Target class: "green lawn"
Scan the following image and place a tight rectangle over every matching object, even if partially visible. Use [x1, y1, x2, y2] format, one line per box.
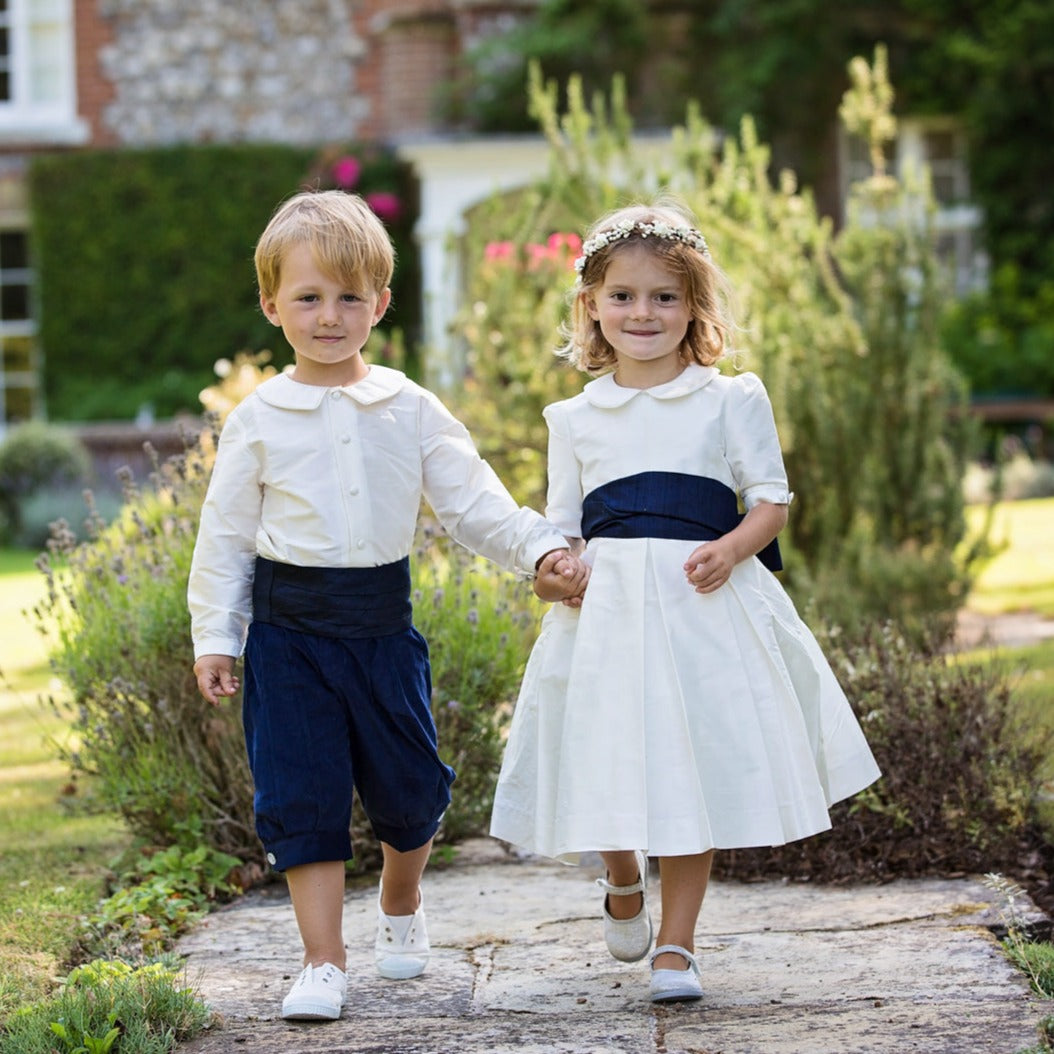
[966, 497, 1054, 617]
[0, 551, 129, 1018]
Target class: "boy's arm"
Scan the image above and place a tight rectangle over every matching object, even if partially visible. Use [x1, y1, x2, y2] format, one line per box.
[418, 393, 568, 575]
[188, 412, 263, 663]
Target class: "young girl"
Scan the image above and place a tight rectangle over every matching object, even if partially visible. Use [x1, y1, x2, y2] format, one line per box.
[489, 201, 881, 1004]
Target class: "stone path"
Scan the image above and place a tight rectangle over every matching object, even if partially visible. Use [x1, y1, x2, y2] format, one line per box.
[177, 840, 1050, 1054]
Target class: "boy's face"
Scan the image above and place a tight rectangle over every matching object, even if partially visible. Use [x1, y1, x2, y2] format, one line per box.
[260, 241, 391, 387]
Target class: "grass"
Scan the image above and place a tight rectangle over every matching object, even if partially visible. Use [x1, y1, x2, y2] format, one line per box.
[0, 549, 129, 1020]
[966, 497, 1054, 617]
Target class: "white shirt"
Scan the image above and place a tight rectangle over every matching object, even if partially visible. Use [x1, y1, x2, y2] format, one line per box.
[188, 366, 567, 659]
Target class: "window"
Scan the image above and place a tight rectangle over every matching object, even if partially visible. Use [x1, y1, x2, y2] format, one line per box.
[0, 0, 85, 143]
[0, 226, 38, 427]
[840, 117, 986, 295]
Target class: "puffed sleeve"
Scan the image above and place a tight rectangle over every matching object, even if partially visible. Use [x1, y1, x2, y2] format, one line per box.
[542, 400, 584, 537]
[723, 373, 793, 509]
[187, 410, 264, 658]
[418, 389, 568, 575]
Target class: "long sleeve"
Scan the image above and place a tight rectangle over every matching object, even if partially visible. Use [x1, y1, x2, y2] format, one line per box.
[187, 413, 263, 659]
[419, 389, 568, 574]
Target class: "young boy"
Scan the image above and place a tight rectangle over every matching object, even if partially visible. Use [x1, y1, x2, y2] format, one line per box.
[188, 190, 585, 1022]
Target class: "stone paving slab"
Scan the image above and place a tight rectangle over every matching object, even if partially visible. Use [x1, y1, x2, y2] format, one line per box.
[176, 840, 1048, 1054]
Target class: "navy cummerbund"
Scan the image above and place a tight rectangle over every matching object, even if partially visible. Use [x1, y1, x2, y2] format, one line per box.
[252, 556, 413, 639]
[580, 471, 782, 572]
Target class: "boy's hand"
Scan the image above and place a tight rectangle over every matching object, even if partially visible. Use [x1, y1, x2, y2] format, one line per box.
[193, 654, 240, 706]
[533, 548, 590, 606]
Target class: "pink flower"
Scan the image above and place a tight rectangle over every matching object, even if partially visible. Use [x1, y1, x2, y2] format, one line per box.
[366, 191, 402, 222]
[483, 241, 514, 261]
[548, 231, 583, 270]
[331, 156, 361, 189]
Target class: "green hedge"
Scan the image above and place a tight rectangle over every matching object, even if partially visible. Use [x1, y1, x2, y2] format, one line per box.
[29, 143, 420, 421]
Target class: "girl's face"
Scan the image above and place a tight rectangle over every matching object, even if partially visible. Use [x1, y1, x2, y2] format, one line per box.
[585, 244, 692, 388]
[260, 241, 390, 387]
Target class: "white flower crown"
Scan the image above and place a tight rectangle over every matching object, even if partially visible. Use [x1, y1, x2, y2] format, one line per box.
[573, 219, 712, 278]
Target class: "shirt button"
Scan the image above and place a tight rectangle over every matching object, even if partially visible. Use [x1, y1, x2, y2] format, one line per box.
[340, 434, 351, 444]
[330, 390, 340, 400]
[349, 486, 360, 496]
[356, 539, 366, 550]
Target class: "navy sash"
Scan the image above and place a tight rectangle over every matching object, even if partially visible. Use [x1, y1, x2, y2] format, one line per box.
[252, 556, 413, 639]
[580, 471, 782, 572]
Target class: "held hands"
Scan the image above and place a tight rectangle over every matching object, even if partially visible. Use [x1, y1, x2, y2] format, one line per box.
[193, 654, 241, 707]
[533, 548, 590, 607]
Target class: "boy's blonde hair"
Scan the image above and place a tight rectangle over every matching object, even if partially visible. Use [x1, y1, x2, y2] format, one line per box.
[254, 190, 395, 301]
[558, 201, 734, 375]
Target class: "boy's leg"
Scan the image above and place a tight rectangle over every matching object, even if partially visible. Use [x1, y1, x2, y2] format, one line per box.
[654, 850, 714, 970]
[379, 839, 433, 914]
[286, 859, 347, 969]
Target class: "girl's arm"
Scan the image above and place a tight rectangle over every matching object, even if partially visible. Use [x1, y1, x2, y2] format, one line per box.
[683, 502, 788, 594]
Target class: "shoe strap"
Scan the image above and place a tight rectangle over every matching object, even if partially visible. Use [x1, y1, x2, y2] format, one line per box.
[650, 944, 700, 973]
[595, 874, 644, 896]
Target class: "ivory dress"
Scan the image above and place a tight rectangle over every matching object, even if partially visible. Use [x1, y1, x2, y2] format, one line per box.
[489, 364, 881, 862]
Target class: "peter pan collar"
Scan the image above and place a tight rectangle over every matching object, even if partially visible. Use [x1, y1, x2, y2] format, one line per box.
[254, 365, 408, 410]
[583, 363, 719, 408]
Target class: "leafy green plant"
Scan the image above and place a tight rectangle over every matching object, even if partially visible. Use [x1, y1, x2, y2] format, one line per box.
[0, 959, 211, 1054]
[82, 845, 242, 959]
[985, 873, 1054, 999]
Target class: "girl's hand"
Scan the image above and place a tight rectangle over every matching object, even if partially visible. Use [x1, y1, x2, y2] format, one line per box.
[193, 654, 240, 706]
[683, 539, 737, 594]
[534, 549, 590, 605]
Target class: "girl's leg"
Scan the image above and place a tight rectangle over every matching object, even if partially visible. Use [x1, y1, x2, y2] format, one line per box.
[286, 859, 348, 969]
[654, 851, 714, 970]
[599, 849, 645, 919]
[379, 838, 433, 913]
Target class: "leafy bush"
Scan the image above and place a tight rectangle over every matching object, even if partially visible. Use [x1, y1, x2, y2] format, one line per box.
[35, 373, 545, 870]
[36, 431, 260, 863]
[449, 56, 978, 644]
[29, 143, 419, 421]
[0, 422, 91, 543]
[0, 959, 211, 1054]
[714, 624, 1049, 884]
[412, 528, 543, 842]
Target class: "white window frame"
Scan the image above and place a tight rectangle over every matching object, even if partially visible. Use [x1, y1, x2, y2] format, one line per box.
[839, 115, 987, 296]
[0, 0, 87, 144]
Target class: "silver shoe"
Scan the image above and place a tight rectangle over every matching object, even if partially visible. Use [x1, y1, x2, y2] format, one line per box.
[649, 944, 703, 1003]
[596, 849, 652, 963]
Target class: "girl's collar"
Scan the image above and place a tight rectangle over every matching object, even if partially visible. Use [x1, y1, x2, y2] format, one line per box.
[583, 363, 718, 408]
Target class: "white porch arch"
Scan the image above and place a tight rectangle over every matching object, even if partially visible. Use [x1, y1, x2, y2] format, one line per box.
[395, 135, 553, 390]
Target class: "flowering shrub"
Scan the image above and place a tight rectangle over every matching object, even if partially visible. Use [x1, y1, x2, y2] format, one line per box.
[35, 356, 545, 872]
[454, 208, 587, 509]
[449, 59, 978, 644]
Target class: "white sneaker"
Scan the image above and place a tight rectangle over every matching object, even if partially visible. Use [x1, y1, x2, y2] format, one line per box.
[375, 884, 430, 980]
[281, 961, 347, 1020]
